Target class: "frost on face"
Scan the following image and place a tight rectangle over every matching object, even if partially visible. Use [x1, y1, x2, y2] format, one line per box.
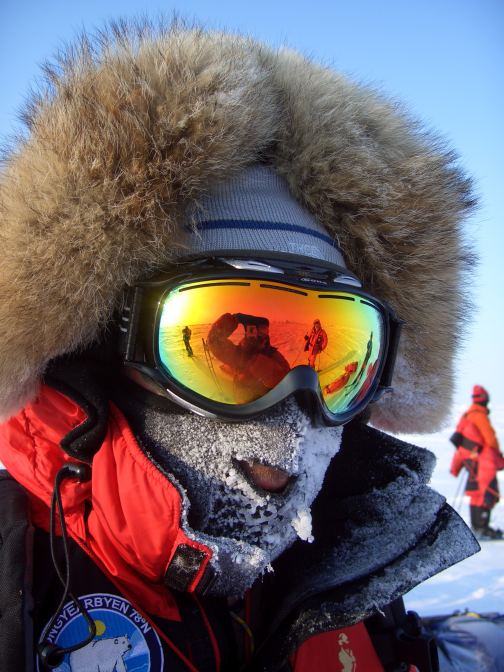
[132, 397, 343, 596]
[291, 509, 314, 543]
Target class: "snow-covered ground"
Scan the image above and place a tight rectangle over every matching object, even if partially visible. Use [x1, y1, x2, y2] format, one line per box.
[401, 404, 504, 617]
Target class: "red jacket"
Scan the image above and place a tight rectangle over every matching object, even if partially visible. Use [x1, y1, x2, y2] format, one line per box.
[0, 385, 392, 671]
[0, 385, 212, 622]
[0, 384, 456, 671]
[305, 326, 328, 356]
[450, 404, 504, 508]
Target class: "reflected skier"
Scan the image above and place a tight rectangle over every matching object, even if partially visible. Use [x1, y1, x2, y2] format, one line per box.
[182, 325, 193, 357]
[304, 319, 328, 370]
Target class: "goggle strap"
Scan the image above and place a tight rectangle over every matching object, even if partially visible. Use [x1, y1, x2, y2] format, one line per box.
[379, 316, 403, 389]
[118, 286, 144, 362]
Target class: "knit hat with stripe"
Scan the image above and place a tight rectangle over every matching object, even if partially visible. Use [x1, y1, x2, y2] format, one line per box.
[182, 164, 346, 268]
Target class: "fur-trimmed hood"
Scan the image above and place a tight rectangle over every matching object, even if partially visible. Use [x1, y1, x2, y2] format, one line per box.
[0, 21, 475, 432]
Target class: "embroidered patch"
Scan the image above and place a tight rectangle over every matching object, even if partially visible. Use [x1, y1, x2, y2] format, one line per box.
[37, 593, 164, 671]
[337, 632, 357, 672]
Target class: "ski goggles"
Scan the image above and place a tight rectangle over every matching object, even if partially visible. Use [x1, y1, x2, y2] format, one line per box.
[119, 254, 402, 426]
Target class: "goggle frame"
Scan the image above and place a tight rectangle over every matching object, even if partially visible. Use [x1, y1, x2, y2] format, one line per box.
[118, 252, 403, 426]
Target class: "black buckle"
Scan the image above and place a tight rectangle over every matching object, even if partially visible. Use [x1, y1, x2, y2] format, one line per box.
[395, 611, 439, 672]
[164, 544, 215, 595]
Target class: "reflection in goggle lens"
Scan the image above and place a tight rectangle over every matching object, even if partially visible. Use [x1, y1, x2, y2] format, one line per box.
[158, 279, 385, 416]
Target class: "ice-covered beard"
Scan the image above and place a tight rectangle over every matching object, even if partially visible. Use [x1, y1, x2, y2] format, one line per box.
[128, 397, 343, 597]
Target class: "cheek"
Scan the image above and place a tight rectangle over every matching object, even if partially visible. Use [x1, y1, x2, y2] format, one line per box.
[147, 399, 314, 481]
[149, 415, 234, 475]
[297, 426, 343, 485]
[245, 433, 304, 474]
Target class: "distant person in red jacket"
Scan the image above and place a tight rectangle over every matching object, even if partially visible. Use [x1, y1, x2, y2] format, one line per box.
[208, 312, 290, 403]
[304, 319, 328, 369]
[450, 385, 504, 540]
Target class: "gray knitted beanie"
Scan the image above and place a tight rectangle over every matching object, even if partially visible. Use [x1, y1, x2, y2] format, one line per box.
[182, 165, 346, 267]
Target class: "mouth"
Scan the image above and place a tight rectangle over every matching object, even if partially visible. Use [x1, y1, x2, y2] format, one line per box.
[237, 459, 291, 493]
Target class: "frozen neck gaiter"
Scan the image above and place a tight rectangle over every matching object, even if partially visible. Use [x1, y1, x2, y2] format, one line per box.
[121, 396, 343, 597]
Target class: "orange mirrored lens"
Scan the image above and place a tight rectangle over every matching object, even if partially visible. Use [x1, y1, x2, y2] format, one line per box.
[158, 279, 385, 415]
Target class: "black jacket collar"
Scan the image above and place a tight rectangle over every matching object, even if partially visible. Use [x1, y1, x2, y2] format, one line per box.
[251, 421, 479, 669]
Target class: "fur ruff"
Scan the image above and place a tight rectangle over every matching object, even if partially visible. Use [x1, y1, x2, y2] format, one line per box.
[0, 21, 475, 431]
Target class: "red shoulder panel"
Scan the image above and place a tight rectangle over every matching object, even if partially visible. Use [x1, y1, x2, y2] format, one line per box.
[290, 621, 384, 671]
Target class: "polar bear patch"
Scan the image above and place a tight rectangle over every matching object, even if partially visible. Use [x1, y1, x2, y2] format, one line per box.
[69, 635, 131, 672]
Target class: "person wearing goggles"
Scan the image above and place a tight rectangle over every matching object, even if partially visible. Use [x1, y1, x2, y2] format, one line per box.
[206, 311, 291, 404]
[0, 23, 479, 672]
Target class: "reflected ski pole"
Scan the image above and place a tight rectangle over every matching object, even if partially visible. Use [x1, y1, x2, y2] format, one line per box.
[202, 337, 224, 396]
[289, 343, 308, 368]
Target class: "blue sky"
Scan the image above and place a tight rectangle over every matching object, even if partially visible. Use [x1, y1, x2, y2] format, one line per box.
[1, 0, 503, 418]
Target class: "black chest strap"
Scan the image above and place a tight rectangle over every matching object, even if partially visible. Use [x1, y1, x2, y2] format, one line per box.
[0, 471, 34, 672]
[366, 598, 439, 672]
